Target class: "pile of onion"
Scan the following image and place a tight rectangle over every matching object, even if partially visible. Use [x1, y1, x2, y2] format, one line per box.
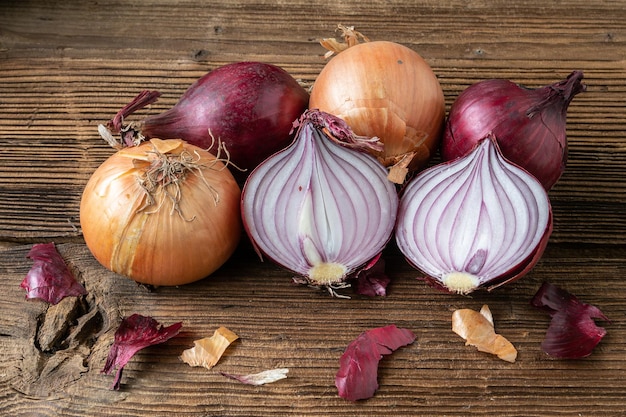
[309, 25, 445, 183]
[80, 139, 241, 286]
[102, 61, 309, 182]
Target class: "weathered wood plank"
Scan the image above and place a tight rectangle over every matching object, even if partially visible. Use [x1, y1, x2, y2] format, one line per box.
[1, 242, 625, 416]
[1, 0, 625, 415]
[1, 60, 625, 243]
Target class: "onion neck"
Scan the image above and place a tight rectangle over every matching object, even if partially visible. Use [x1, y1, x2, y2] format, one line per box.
[527, 70, 586, 117]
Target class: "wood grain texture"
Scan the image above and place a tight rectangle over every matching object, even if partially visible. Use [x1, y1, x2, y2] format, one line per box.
[1, 0, 625, 415]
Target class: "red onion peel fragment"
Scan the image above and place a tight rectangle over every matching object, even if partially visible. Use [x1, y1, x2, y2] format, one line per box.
[531, 282, 609, 359]
[101, 314, 182, 390]
[396, 135, 552, 294]
[20, 243, 86, 305]
[351, 253, 391, 297]
[335, 324, 415, 401]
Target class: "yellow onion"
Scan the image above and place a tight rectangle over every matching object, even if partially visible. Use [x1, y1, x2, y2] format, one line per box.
[309, 25, 445, 183]
[80, 139, 241, 286]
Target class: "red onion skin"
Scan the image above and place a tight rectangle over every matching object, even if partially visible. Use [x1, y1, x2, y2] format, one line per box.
[531, 282, 609, 358]
[139, 62, 309, 180]
[442, 71, 585, 190]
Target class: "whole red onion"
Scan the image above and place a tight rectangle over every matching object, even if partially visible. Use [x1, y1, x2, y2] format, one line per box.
[442, 71, 586, 190]
[104, 62, 309, 181]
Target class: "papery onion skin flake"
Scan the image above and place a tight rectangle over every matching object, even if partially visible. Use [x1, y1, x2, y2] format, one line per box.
[335, 324, 416, 401]
[20, 242, 87, 305]
[101, 314, 182, 390]
[531, 282, 609, 359]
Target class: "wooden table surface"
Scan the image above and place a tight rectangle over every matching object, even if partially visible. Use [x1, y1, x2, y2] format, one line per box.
[1, 1, 625, 416]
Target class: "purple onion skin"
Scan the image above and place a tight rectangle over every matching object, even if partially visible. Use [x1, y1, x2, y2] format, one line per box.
[442, 71, 585, 190]
[141, 62, 309, 181]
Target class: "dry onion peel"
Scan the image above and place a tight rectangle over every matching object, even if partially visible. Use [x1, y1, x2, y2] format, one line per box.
[310, 25, 445, 183]
[452, 305, 517, 363]
[220, 368, 289, 385]
[80, 138, 241, 286]
[531, 282, 609, 358]
[20, 243, 86, 305]
[180, 327, 239, 369]
[396, 135, 552, 294]
[101, 314, 182, 390]
[241, 110, 398, 295]
[335, 324, 416, 401]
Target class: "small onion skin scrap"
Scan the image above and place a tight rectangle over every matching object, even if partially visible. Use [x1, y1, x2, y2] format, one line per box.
[310, 39, 445, 180]
[80, 139, 241, 286]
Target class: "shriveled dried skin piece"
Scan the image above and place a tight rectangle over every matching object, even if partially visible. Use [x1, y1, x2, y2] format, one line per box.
[220, 368, 289, 385]
[20, 243, 87, 305]
[531, 281, 609, 358]
[180, 327, 239, 369]
[452, 305, 517, 363]
[335, 324, 416, 401]
[101, 314, 182, 390]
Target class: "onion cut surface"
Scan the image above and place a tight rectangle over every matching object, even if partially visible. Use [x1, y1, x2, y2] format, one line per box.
[241, 111, 398, 288]
[395, 137, 552, 294]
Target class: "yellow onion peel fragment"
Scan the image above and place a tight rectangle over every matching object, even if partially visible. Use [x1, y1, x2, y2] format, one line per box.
[180, 327, 239, 369]
[452, 305, 517, 363]
[220, 368, 289, 385]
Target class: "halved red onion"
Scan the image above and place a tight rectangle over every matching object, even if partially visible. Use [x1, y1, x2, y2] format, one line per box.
[395, 135, 552, 294]
[241, 110, 398, 291]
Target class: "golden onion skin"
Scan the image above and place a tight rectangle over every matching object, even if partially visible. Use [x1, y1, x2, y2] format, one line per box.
[80, 139, 241, 286]
[310, 40, 445, 173]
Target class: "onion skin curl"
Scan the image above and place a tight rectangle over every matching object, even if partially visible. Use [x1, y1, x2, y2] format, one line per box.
[310, 38, 445, 183]
[80, 139, 241, 286]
